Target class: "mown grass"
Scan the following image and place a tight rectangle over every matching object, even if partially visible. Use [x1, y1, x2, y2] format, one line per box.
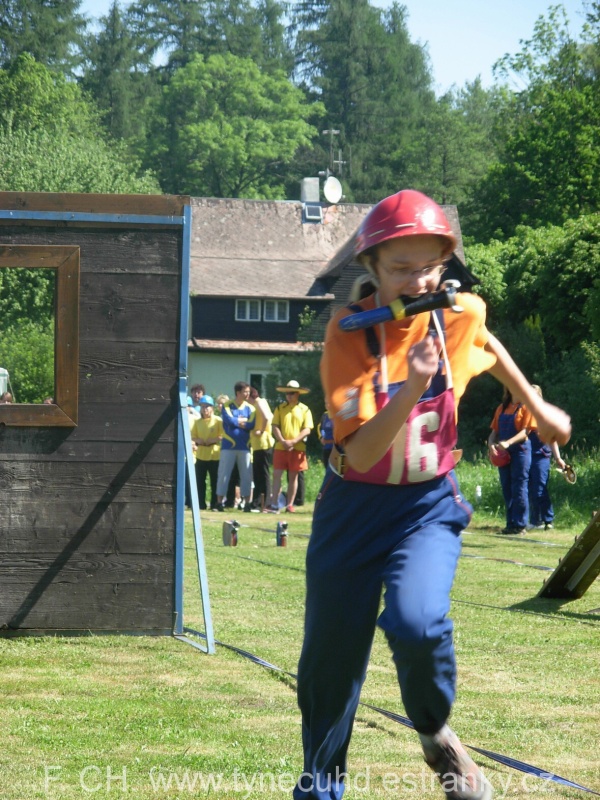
[1, 457, 599, 799]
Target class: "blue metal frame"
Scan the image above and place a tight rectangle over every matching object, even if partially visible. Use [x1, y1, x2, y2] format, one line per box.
[175, 204, 215, 652]
[0, 210, 184, 225]
[0, 202, 215, 652]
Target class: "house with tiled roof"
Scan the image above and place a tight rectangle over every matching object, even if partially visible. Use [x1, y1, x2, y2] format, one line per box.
[187, 193, 474, 399]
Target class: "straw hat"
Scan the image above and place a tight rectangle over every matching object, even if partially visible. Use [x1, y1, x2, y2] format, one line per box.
[275, 379, 310, 395]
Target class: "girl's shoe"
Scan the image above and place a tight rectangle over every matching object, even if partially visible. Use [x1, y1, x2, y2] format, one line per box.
[420, 725, 493, 799]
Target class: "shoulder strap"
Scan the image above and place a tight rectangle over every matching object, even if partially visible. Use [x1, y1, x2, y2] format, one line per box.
[347, 303, 380, 359]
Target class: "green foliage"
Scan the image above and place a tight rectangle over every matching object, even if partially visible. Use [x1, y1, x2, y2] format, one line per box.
[464, 241, 507, 321]
[80, 1, 159, 141]
[0, 319, 54, 403]
[464, 6, 600, 241]
[141, 52, 321, 198]
[0, 0, 87, 75]
[0, 52, 100, 136]
[499, 216, 600, 353]
[126, 0, 293, 74]
[0, 267, 54, 329]
[460, 214, 600, 453]
[293, 0, 437, 203]
[0, 54, 160, 193]
[0, 268, 55, 403]
[0, 127, 160, 193]
[403, 81, 500, 207]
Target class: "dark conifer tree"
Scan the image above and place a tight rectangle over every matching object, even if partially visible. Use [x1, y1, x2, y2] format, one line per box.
[0, 0, 87, 75]
[80, 1, 158, 141]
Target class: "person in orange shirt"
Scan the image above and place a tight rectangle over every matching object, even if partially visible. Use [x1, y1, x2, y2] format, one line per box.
[293, 190, 571, 800]
[488, 387, 533, 534]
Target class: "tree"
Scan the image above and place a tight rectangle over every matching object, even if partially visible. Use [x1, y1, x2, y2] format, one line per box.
[291, 0, 435, 202]
[0, 0, 87, 75]
[80, 1, 158, 141]
[0, 269, 55, 404]
[464, 6, 600, 241]
[0, 55, 160, 193]
[125, 0, 292, 74]
[0, 128, 160, 193]
[403, 80, 499, 207]
[0, 319, 54, 403]
[141, 52, 321, 197]
[0, 52, 99, 136]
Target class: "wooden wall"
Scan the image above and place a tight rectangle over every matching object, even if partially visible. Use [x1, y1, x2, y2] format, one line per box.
[0, 194, 186, 633]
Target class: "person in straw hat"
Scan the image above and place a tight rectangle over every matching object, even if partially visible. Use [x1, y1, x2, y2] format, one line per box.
[268, 380, 314, 513]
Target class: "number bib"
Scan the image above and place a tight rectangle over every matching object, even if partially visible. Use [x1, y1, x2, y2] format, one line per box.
[343, 385, 458, 486]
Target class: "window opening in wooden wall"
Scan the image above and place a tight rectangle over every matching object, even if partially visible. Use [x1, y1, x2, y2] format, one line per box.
[0, 266, 55, 404]
[0, 246, 79, 427]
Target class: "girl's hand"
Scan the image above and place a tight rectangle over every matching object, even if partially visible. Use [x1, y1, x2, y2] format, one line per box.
[406, 335, 440, 394]
[535, 401, 571, 446]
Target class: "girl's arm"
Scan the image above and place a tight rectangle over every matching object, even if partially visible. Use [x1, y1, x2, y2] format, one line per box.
[497, 429, 528, 450]
[485, 334, 571, 445]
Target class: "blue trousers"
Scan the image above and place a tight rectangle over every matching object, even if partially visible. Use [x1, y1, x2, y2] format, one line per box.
[293, 470, 472, 800]
[498, 442, 531, 529]
[529, 454, 554, 526]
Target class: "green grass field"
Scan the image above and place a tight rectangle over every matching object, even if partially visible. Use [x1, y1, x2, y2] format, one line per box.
[1, 458, 599, 799]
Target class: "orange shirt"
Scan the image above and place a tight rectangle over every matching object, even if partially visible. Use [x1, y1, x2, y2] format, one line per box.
[490, 402, 533, 434]
[321, 292, 496, 446]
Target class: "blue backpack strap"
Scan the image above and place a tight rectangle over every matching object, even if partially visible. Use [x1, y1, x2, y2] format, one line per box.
[347, 303, 380, 359]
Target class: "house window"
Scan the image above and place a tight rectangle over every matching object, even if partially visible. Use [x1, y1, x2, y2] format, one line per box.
[249, 372, 268, 396]
[263, 300, 289, 323]
[235, 299, 261, 321]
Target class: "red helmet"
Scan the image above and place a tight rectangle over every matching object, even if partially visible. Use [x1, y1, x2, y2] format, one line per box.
[489, 447, 511, 468]
[355, 189, 457, 258]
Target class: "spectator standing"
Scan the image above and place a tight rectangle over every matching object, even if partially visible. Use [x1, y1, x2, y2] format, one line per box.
[216, 394, 229, 414]
[188, 383, 205, 413]
[528, 385, 566, 530]
[248, 387, 274, 511]
[191, 395, 223, 510]
[216, 382, 255, 512]
[488, 387, 533, 535]
[269, 380, 313, 513]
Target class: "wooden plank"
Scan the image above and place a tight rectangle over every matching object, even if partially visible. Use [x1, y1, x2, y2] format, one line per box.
[0, 192, 188, 218]
[0, 228, 181, 274]
[538, 512, 600, 599]
[0, 526, 174, 556]
[0, 403, 176, 447]
[52, 401, 177, 442]
[79, 273, 180, 341]
[0, 553, 174, 584]
[79, 340, 178, 369]
[0, 461, 176, 503]
[0, 502, 175, 554]
[0, 433, 175, 463]
[0, 581, 174, 631]
[0, 244, 76, 268]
